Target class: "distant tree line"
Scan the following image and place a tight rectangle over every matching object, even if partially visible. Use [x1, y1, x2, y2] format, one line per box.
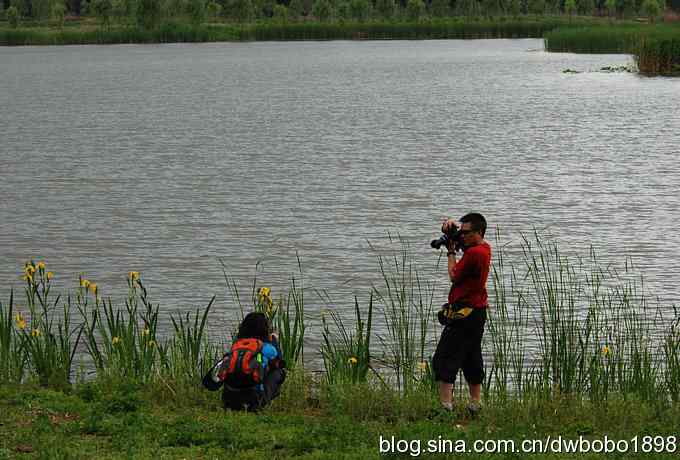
[2, 0, 678, 27]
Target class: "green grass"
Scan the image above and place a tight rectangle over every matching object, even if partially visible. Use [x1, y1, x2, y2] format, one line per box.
[1, 378, 679, 459]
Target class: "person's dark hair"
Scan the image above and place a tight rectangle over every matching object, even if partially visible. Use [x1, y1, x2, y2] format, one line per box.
[237, 312, 271, 342]
[460, 212, 487, 237]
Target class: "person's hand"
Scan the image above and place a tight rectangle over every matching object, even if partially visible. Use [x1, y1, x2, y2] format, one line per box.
[441, 218, 458, 234]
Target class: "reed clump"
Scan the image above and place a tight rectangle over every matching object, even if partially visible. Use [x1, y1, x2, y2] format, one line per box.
[2, 234, 679, 410]
[545, 23, 680, 76]
[544, 24, 644, 53]
[0, 22, 241, 45]
[636, 35, 680, 75]
[0, 16, 605, 46]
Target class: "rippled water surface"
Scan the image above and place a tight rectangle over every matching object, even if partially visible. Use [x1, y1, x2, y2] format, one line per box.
[1, 40, 679, 341]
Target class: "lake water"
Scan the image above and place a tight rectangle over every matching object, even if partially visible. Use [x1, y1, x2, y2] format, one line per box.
[1, 39, 679, 356]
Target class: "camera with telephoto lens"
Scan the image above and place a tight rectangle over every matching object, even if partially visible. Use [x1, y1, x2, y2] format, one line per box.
[430, 222, 464, 251]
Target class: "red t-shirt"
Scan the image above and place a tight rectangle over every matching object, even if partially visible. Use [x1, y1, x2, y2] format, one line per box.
[448, 241, 491, 309]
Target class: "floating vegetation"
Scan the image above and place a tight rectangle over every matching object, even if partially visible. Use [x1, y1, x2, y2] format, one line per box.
[598, 64, 635, 73]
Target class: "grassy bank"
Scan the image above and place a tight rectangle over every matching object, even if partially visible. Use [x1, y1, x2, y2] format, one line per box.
[1, 378, 679, 459]
[0, 16, 608, 46]
[544, 23, 680, 75]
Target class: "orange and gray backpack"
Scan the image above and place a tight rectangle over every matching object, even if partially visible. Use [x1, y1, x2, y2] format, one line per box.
[203, 338, 265, 391]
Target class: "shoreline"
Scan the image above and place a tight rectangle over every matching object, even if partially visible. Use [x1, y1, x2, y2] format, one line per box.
[2, 18, 678, 75]
[0, 17, 615, 47]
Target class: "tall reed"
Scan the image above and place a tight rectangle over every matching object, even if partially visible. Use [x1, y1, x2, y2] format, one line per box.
[166, 296, 217, 382]
[0, 16, 609, 46]
[486, 230, 531, 402]
[0, 291, 26, 383]
[371, 236, 437, 393]
[321, 295, 373, 385]
[275, 275, 306, 366]
[636, 35, 680, 76]
[3, 238, 678, 408]
[663, 312, 680, 402]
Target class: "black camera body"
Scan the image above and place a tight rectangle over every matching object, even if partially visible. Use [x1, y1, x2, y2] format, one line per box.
[430, 222, 464, 252]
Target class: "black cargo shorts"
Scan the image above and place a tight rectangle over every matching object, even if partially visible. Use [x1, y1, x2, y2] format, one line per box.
[432, 307, 487, 385]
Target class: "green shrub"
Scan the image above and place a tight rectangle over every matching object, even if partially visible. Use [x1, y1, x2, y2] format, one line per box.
[6, 2, 19, 24]
[455, 0, 479, 16]
[32, 0, 50, 20]
[205, 0, 221, 20]
[311, 0, 333, 20]
[577, 0, 594, 14]
[256, 0, 276, 17]
[482, 0, 501, 16]
[92, 0, 112, 25]
[374, 0, 394, 17]
[349, 0, 370, 20]
[50, 0, 66, 28]
[336, 0, 350, 19]
[528, 0, 545, 14]
[228, 0, 254, 22]
[429, 0, 449, 16]
[188, 0, 205, 24]
[641, 0, 660, 21]
[605, 0, 616, 17]
[136, 0, 161, 28]
[288, 0, 304, 17]
[405, 0, 425, 20]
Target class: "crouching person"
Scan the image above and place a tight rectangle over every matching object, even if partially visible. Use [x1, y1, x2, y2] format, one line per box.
[203, 312, 286, 411]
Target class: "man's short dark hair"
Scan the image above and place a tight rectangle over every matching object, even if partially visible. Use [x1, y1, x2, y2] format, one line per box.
[460, 213, 487, 237]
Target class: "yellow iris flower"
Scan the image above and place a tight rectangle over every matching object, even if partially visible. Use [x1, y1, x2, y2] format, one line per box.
[128, 271, 140, 281]
[31, 329, 41, 337]
[81, 279, 91, 289]
[348, 356, 358, 365]
[147, 340, 156, 347]
[89, 283, 98, 295]
[47, 272, 54, 281]
[15, 313, 27, 330]
[602, 345, 611, 356]
[112, 336, 121, 345]
[36, 261, 45, 270]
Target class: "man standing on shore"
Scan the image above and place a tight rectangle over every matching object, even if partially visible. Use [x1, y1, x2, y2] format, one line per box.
[432, 212, 491, 416]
